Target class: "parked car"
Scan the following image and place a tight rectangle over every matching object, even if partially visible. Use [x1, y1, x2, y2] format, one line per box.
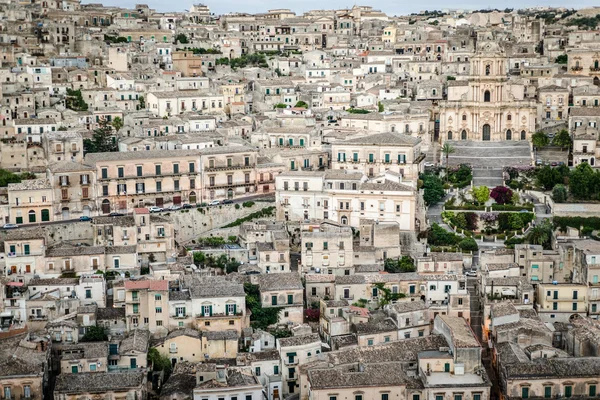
[1, 223, 18, 229]
[108, 212, 124, 217]
[79, 216, 92, 222]
[535, 159, 543, 165]
[148, 206, 162, 213]
[424, 161, 435, 167]
[465, 270, 477, 277]
[208, 200, 220, 206]
[222, 199, 234, 205]
[551, 161, 558, 167]
[182, 203, 194, 209]
[168, 205, 181, 211]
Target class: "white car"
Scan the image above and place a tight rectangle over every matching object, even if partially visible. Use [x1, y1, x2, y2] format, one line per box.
[465, 270, 477, 277]
[208, 200, 221, 206]
[148, 206, 162, 213]
[168, 205, 182, 211]
[424, 162, 435, 167]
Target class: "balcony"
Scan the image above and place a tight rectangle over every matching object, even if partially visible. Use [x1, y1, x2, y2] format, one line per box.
[205, 163, 255, 172]
[284, 358, 299, 366]
[195, 311, 243, 318]
[29, 315, 48, 321]
[170, 313, 190, 319]
[571, 66, 583, 72]
[591, 67, 600, 72]
[340, 295, 354, 300]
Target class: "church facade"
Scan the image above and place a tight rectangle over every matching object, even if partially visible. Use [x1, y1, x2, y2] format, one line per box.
[439, 39, 537, 143]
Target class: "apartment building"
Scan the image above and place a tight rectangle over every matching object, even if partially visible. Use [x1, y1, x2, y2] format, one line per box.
[146, 90, 225, 116]
[275, 170, 422, 230]
[257, 273, 304, 326]
[536, 283, 588, 322]
[124, 279, 169, 334]
[331, 131, 423, 182]
[7, 179, 54, 224]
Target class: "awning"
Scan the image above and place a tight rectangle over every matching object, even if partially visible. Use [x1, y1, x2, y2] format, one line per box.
[6, 282, 24, 287]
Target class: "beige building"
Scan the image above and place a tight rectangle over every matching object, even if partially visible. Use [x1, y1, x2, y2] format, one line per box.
[257, 273, 304, 326]
[54, 371, 146, 400]
[536, 283, 588, 322]
[7, 179, 54, 225]
[124, 279, 169, 335]
[331, 131, 423, 182]
[47, 160, 96, 220]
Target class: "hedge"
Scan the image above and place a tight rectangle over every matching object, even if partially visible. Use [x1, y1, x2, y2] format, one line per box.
[554, 216, 600, 232]
[491, 203, 534, 211]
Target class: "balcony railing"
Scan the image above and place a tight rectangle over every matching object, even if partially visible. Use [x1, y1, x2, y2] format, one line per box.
[195, 311, 243, 318]
[340, 295, 354, 300]
[205, 163, 255, 172]
[170, 314, 190, 319]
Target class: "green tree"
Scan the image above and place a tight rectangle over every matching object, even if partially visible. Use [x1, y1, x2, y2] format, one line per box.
[510, 191, 520, 205]
[112, 116, 123, 134]
[441, 143, 456, 180]
[65, 88, 88, 111]
[453, 213, 467, 229]
[555, 54, 568, 64]
[536, 165, 562, 191]
[175, 33, 189, 44]
[532, 131, 550, 148]
[373, 283, 406, 308]
[378, 102, 384, 112]
[295, 101, 308, 108]
[83, 119, 118, 154]
[525, 220, 553, 248]
[244, 283, 281, 330]
[138, 96, 145, 109]
[148, 348, 172, 377]
[458, 237, 478, 252]
[193, 251, 206, 266]
[569, 163, 600, 200]
[509, 213, 525, 230]
[420, 173, 445, 206]
[552, 129, 572, 150]
[81, 326, 107, 342]
[0, 169, 35, 187]
[552, 184, 568, 203]
[471, 186, 490, 205]
[384, 256, 415, 273]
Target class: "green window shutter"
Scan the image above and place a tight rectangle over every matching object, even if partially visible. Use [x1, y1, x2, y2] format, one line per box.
[233, 304, 237, 315]
[209, 305, 213, 316]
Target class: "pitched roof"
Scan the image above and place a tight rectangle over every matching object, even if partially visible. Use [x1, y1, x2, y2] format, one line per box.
[340, 131, 420, 146]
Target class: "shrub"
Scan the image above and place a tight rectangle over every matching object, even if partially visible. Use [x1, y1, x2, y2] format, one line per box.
[420, 173, 445, 206]
[427, 223, 461, 247]
[242, 201, 255, 208]
[491, 186, 514, 205]
[458, 237, 478, 252]
[509, 213, 524, 230]
[552, 184, 568, 203]
[235, 204, 240, 209]
[465, 212, 479, 231]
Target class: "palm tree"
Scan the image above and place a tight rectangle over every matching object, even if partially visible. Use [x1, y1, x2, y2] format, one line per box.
[441, 143, 455, 182]
[525, 220, 552, 246]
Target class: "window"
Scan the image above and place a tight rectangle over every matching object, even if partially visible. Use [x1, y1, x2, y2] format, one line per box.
[573, 303, 578, 311]
[271, 296, 277, 306]
[155, 294, 162, 301]
[381, 395, 389, 400]
[288, 294, 294, 304]
[589, 384, 596, 397]
[522, 387, 529, 399]
[355, 395, 363, 400]
[473, 395, 480, 400]
[173, 164, 179, 174]
[85, 289, 92, 299]
[413, 396, 420, 400]
[155, 165, 161, 175]
[367, 339, 374, 346]
[544, 386, 552, 398]
[155, 307, 162, 313]
[565, 385, 572, 398]
[255, 367, 261, 376]
[454, 395, 462, 400]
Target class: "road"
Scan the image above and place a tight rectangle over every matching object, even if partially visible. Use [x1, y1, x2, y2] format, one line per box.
[0, 193, 276, 231]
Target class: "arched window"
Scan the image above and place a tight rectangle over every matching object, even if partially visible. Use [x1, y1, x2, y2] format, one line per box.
[485, 64, 491, 75]
[405, 124, 410, 133]
[41, 209, 50, 222]
[341, 216, 348, 225]
[506, 130, 512, 140]
[390, 125, 396, 132]
[461, 130, 467, 140]
[462, 114, 467, 121]
[484, 90, 491, 102]
[507, 114, 512, 121]
[447, 131, 453, 140]
[28, 210, 36, 223]
[521, 130, 526, 140]
[189, 191, 197, 204]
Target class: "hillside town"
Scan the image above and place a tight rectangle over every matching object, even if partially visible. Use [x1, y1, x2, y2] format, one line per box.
[3, 2, 600, 400]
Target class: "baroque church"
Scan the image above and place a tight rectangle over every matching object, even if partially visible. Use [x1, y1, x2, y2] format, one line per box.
[439, 33, 537, 142]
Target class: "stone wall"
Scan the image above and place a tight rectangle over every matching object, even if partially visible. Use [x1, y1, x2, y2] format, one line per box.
[167, 201, 274, 243]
